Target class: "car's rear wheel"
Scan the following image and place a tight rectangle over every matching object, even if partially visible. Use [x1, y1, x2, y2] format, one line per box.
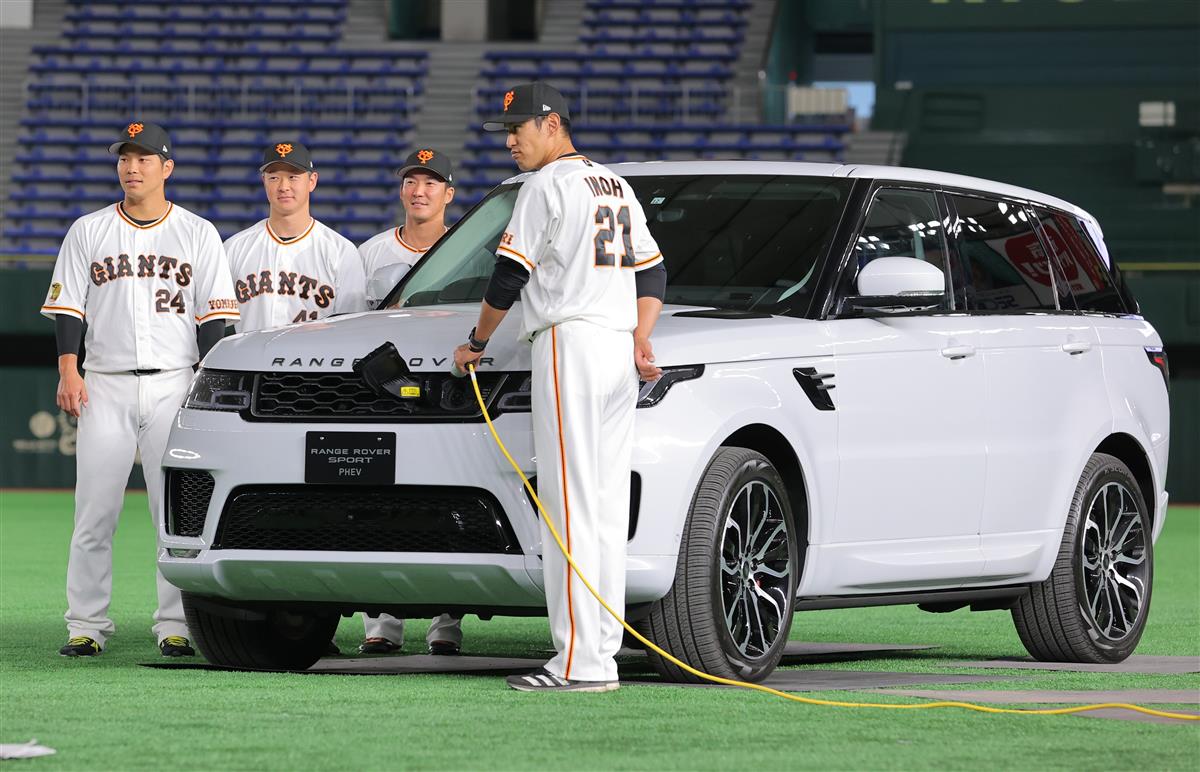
[182, 592, 339, 670]
[639, 447, 800, 683]
[1012, 452, 1153, 663]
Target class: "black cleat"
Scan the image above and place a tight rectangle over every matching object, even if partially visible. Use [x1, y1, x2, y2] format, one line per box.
[326, 640, 342, 656]
[427, 640, 461, 656]
[159, 636, 195, 657]
[59, 636, 101, 657]
[358, 637, 401, 655]
[506, 667, 619, 693]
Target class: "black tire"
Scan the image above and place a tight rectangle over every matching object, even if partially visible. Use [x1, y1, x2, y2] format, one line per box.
[182, 592, 339, 670]
[1012, 452, 1153, 663]
[639, 447, 800, 683]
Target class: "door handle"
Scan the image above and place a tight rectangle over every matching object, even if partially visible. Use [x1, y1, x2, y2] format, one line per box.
[1062, 341, 1092, 355]
[940, 345, 976, 360]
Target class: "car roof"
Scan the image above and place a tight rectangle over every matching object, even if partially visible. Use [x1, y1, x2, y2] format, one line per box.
[599, 160, 1096, 224]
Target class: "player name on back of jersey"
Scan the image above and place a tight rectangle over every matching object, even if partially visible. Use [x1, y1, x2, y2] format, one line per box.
[582, 175, 626, 199]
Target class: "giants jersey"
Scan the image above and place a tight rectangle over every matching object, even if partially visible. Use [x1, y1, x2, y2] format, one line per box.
[223, 218, 367, 332]
[499, 154, 662, 341]
[358, 226, 441, 279]
[40, 202, 240, 373]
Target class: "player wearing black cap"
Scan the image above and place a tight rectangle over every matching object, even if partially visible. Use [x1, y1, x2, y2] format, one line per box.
[454, 82, 667, 692]
[359, 147, 457, 309]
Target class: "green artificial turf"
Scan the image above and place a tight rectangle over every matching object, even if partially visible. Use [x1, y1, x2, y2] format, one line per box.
[1, 491, 1196, 770]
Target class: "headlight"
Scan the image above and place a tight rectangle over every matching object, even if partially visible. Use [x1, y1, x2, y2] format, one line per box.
[637, 365, 704, 408]
[184, 369, 253, 411]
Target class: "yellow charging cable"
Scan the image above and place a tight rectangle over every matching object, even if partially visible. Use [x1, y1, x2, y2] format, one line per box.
[466, 365, 1197, 721]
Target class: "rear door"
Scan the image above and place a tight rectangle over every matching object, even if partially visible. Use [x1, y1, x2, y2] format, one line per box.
[944, 193, 1110, 583]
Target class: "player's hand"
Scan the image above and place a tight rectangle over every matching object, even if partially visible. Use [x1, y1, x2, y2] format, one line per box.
[57, 369, 88, 417]
[453, 343, 485, 374]
[634, 335, 661, 381]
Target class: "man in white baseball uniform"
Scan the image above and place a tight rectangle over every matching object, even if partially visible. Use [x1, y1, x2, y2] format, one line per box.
[223, 141, 365, 656]
[453, 83, 666, 692]
[357, 147, 464, 655]
[359, 147, 455, 294]
[223, 141, 366, 331]
[43, 121, 240, 657]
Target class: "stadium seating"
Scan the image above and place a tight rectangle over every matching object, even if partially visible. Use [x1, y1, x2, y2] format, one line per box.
[454, 0, 851, 212]
[3, 0, 420, 254]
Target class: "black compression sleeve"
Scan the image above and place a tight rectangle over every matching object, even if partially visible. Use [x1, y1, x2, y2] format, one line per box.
[197, 319, 226, 361]
[483, 256, 532, 310]
[55, 315, 84, 356]
[635, 262, 667, 301]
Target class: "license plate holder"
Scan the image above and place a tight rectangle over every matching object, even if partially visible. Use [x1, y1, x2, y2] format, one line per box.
[304, 431, 396, 485]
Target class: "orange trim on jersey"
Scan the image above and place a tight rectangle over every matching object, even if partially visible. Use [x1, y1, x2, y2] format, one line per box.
[114, 201, 174, 230]
[497, 244, 534, 271]
[195, 310, 241, 323]
[40, 304, 85, 320]
[551, 325, 577, 680]
[265, 218, 316, 246]
[557, 153, 589, 162]
[631, 252, 662, 268]
[394, 226, 434, 254]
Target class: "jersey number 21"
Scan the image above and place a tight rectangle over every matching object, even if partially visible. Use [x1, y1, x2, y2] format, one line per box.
[593, 205, 635, 268]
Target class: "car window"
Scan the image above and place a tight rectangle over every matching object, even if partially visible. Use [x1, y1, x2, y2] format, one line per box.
[835, 187, 951, 312]
[1031, 207, 1128, 314]
[946, 193, 1063, 312]
[387, 174, 851, 318]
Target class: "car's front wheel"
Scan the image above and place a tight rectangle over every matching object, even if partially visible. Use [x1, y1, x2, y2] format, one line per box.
[1012, 452, 1153, 663]
[639, 447, 800, 683]
[182, 592, 339, 670]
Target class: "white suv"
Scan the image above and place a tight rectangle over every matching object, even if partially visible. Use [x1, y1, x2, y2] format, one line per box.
[160, 162, 1170, 681]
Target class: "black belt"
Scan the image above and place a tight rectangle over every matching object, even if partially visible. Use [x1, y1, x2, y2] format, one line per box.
[129, 369, 162, 376]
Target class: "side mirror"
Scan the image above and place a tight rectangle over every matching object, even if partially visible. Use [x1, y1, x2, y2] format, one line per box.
[841, 256, 946, 315]
[366, 262, 413, 310]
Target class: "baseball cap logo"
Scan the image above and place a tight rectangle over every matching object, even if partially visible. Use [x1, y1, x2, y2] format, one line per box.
[503, 91, 514, 112]
[126, 122, 144, 138]
[275, 143, 294, 157]
[416, 149, 434, 164]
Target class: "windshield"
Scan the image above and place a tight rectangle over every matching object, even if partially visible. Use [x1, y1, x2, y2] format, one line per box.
[386, 174, 851, 317]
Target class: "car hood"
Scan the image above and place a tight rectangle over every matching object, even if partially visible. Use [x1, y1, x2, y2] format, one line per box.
[204, 304, 830, 373]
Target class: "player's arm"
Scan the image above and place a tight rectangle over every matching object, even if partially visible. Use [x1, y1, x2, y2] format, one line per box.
[42, 220, 90, 416]
[453, 181, 552, 371]
[191, 223, 240, 348]
[335, 239, 369, 313]
[628, 195, 665, 379]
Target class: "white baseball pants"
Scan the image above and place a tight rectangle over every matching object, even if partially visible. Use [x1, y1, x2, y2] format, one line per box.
[531, 320, 637, 683]
[362, 613, 462, 646]
[65, 368, 193, 647]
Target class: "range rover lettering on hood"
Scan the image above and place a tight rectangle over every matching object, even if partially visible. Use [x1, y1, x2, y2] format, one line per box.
[269, 356, 495, 369]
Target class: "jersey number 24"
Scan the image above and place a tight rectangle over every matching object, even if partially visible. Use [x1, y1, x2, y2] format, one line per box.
[594, 205, 635, 268]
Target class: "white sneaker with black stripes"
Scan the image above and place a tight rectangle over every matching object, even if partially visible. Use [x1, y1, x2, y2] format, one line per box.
[506, 667, 620, 693]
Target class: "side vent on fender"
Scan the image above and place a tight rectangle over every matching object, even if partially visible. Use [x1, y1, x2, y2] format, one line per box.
[793, 368, 836, 411]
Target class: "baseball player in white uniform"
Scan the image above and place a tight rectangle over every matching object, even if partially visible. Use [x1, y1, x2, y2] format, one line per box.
[223, 142, 366, 331]
[357, 147, 463, 655]
[453, 83, 666, 692]
[43, 121, 240, 657]
[223, 141, 366, 656]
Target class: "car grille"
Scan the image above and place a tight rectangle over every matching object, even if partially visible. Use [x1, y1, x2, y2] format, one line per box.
[166, 470, 214, 537]
[213, 485, 521, 553]
[248, 371, 530, 422]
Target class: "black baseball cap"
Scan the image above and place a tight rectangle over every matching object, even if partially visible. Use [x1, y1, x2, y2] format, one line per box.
[395, 147, 454, 185]
[108, 121, 172, 160]
[482, 82, 571, 131]
[259, 141, 315, 173]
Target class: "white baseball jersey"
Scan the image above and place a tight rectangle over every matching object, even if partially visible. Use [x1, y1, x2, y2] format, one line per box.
[223, 218, 367, 332]
[40, 202, 240, 373]
[498, 154, 662, 342]
[358, 225, 444, 278]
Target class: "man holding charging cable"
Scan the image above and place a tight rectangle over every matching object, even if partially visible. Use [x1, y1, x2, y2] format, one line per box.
[452, 82, 667, 693]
